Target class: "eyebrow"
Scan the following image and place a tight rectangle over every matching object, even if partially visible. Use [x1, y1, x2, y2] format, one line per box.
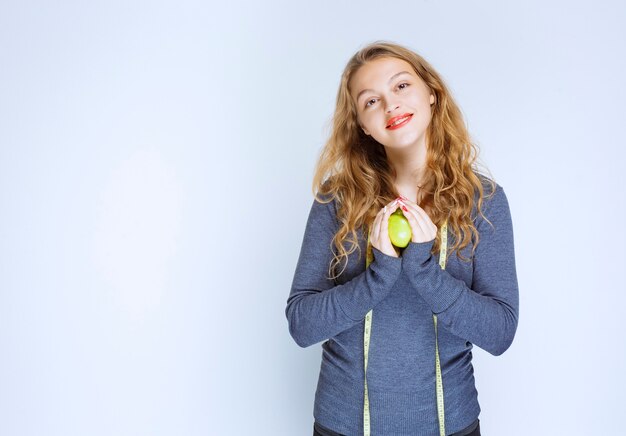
[355, 71, 413, 102]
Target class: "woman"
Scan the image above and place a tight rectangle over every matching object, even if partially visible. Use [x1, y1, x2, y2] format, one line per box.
[285, 41, 519, 436]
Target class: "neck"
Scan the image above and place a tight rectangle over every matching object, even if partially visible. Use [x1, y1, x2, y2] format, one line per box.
[384, 141, 428, 202]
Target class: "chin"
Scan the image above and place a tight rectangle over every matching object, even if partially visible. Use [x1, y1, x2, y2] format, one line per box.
[385, 136, 423, 149]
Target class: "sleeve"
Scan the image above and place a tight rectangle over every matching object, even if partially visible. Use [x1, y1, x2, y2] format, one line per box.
[285, 196, 403, 348]
[400, 185, 519, 356]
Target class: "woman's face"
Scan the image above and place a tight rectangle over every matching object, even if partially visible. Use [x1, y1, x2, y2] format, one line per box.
[350, 56, 435, 151]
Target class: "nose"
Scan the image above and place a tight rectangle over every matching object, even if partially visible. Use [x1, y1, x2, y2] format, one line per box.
[385, 101, 400, 113]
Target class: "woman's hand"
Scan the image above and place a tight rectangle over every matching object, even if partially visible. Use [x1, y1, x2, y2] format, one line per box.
[369, 198, 402, 258]
[397, 196, 438, 243]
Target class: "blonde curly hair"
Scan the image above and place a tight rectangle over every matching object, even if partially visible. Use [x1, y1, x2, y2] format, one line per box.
[312, 40, 497, 280]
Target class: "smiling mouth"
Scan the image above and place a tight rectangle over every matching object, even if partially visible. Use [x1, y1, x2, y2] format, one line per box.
[386, 114, 413, 129]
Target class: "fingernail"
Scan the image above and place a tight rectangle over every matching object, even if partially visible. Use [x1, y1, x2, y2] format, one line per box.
[402, 205, 408, 212]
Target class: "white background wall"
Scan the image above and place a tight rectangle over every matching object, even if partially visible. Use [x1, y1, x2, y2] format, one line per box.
[1, 1, 624, 435]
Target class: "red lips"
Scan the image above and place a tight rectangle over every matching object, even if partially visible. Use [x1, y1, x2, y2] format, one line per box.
[386, 113, 413, 130]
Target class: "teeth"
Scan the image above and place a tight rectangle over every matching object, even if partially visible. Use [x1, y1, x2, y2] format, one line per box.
[389, 116, 410, 127]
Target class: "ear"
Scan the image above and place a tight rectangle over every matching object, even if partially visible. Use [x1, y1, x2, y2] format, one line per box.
[430, 94, 435, 105]
[358, 122, 370, 136]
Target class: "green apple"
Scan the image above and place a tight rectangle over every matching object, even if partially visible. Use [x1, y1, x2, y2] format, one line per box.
[388, 208, 412, 248]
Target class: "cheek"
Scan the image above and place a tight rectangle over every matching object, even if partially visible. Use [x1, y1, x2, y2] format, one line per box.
[410, 93, 431, 110]
[422, 110, 434, 128]
[359, 112, 376, 129]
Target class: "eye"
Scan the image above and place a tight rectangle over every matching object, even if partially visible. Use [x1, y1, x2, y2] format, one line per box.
[365, 98, 377, 108]
[398, 82, 410, 90]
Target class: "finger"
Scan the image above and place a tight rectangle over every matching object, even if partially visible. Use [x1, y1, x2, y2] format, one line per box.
[399, 200, 429, 233]
[370, 207, 384, 242]
[399, 203, 428, 240]
[374, 199, 398, 227]
[386, 198, 401, 207]
[397, 197, 424, 217]
[378, 200, 400, 240]
[408, 203, 437, 234]
[398, 201, 438, 242]
[399, 199, 435, 232]
[371, 199, 398, 246]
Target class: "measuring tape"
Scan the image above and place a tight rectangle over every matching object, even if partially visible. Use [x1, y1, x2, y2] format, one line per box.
[364, 219, 448, 436]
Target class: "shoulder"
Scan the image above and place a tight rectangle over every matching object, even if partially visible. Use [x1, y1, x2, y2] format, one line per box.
[473, 177, 513, 233]
[473, 173, 508, 207]
[311, 179, 340, 224]
[484, 181, 509, 214]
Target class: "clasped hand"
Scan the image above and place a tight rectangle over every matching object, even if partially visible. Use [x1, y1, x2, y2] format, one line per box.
[368, 196, 438, 258]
